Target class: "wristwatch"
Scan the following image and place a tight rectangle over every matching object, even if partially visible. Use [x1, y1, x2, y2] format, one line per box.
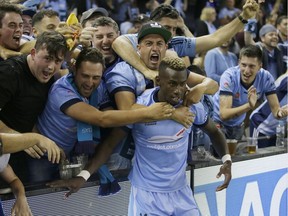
[238, 15, 248, 24]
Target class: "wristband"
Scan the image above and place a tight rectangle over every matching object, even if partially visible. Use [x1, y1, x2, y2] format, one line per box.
[238, 15, 248, 24]
[77, 170, 90, 181]
[221, 154, 232, 163]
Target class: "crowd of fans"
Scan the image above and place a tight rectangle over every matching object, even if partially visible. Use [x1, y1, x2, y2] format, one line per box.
[0, 0, 287, 215]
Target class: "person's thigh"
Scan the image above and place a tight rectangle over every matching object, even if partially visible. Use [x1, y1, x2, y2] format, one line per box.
[128, 185, 201, 216]
[128, 186, 173, 216]
[173, 185, 201, 216]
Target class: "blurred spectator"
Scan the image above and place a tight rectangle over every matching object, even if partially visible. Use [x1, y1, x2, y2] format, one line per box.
[245, 23, 286, 80]
[43, 0, 67, 21]
[265, 13, 278, 26]
[204, 38, 238, 83]
[145, 0, 160, 15]
[118, 7, 137, 35]
[97, 0, 135, 25]
[20, 7, 36, 44]
[276, 15, 288, 69]
[127, 13, 150, 34]
[80, 7, 109, 28]
[262, 0, 285, 18]
[195, 6, 217, 37]
[21, 8, 35, 36]
[218, 0, 241, 25]
[193, 6, 217, 68]
[159, 0, 188, 19]
[276, 15, 288, 44]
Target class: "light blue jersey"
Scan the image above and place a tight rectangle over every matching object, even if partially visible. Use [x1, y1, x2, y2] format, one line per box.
[124, 33, 197, 57]
[105, 61, 151, 97]
[37, 73, 110, 155]
[129, 87, 208, 192]
[213, 66, 276, 127]
[204, 47, 238, 83]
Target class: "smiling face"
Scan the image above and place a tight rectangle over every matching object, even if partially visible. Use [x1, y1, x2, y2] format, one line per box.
[137, 34, 167, 70]
[93, 25, 119, 64]
[0, 12, 23, 50]
[239, 56, 262, 86]
[74, 61, 103, 98]
[30, 47, 64, 83]
[260, 31, 279, 50]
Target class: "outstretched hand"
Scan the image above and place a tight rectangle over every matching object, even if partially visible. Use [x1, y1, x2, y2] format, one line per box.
[216, 160, 232, 191]
[46, 177, 86, 199]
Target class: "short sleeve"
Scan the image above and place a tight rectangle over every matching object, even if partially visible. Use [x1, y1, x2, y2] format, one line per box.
[105, 62, 137, 96]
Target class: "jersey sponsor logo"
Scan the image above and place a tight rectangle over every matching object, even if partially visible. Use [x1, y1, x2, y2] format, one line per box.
[147, 142, 183, 150]
[147, 128, 186, 143]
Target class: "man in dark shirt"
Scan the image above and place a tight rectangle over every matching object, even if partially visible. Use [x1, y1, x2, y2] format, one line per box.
[0, 30, 68, 182]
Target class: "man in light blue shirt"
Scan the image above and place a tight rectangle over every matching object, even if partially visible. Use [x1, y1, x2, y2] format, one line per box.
[126, 57, 231, 215]
[213, 45, 288, 140]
